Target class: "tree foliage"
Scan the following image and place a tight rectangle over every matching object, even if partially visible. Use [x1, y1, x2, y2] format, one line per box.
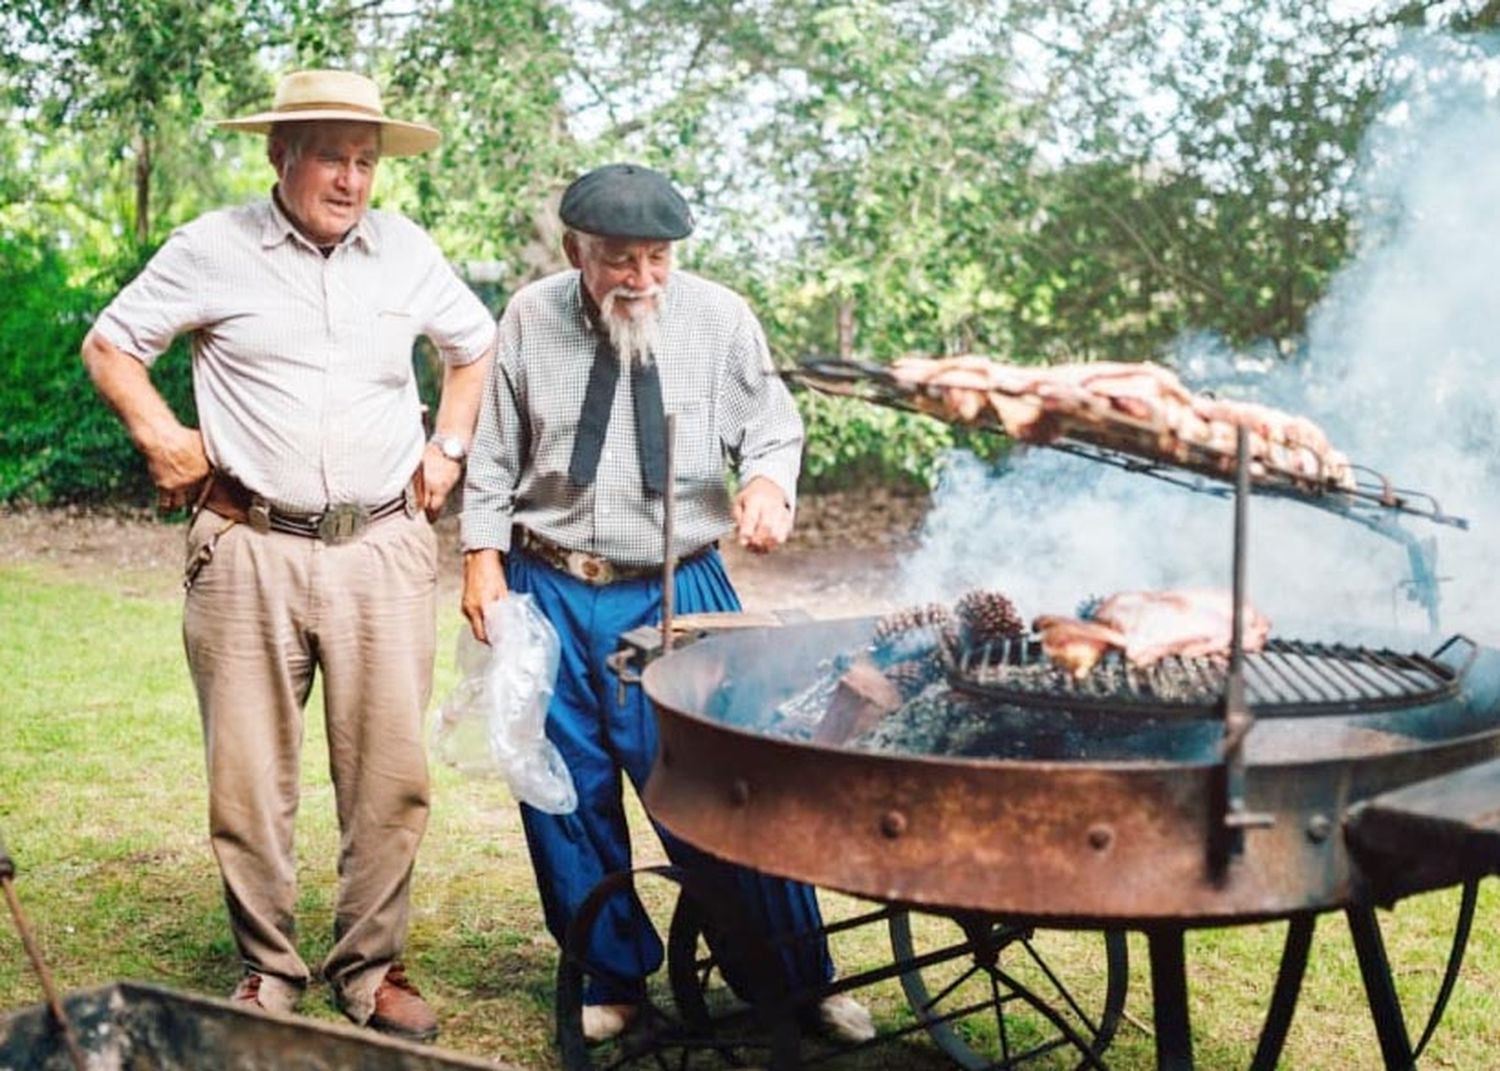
[3, 0, 1494, 502]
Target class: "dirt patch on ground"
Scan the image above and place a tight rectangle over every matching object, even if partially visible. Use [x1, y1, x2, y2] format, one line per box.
[0, 490, 929, 618]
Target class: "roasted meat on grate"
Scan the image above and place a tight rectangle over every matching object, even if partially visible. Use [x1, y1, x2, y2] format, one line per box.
[1034, 589, 1270, 677]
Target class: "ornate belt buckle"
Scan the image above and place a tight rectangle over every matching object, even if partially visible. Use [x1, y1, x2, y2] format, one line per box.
[318, 502, 370, 544]
[403, 481, 419, 519]
[567, 550, 614, 585]
[247, 497, 272, 534]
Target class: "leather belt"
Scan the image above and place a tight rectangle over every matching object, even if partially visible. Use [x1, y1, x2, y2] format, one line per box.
[200, 472, 417, 544]
[515, 527, 711, 586]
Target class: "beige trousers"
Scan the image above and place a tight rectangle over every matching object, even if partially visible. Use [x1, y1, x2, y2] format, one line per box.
[182, 508, 437, 1021]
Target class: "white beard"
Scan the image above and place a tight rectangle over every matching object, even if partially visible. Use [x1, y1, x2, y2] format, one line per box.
[600, 285, 665, 365]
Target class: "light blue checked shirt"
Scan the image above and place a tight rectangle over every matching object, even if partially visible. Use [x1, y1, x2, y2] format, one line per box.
[460, 269, 803, 568]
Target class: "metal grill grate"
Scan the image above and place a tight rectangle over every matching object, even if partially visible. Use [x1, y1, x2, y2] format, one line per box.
[950, 637, 1470, 717]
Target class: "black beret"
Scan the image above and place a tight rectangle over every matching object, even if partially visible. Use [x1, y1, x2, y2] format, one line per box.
[559, 163, 694, 240]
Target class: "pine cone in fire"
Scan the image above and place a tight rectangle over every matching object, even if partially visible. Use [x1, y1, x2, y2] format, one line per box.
[955, 589, 1025, 647]
[871, 602, 957, 664]
[883, 656, 944, 700]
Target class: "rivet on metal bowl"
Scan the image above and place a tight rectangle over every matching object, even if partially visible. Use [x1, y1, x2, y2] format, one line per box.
[1305, 813, 1332, 843]
[729, 779, 751, 807]
[1087, 824, 1114, 851]
[881, 810, 908, 839]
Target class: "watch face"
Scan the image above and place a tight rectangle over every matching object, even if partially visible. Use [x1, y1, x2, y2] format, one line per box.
[434, 435, 465, 461]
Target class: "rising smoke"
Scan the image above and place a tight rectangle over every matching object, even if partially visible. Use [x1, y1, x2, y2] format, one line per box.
[897, 38, 1500, 646]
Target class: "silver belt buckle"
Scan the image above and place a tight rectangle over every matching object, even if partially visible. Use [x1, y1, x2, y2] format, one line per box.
[248, 497, 272, 534]
[318, 503, 370, 544]
[566, 550, 615, 585]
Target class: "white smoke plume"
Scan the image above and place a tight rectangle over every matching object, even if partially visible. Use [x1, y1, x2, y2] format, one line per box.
[897, 38, 1500, 646]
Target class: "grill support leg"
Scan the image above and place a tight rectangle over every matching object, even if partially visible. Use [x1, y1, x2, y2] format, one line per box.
[1248, 914, 1315, 1071]
[1147, 927, 1194, 1071]
[1346, 906, 1416, 1071]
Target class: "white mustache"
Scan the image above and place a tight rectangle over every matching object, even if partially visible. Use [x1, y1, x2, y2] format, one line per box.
[607, 285, 664, 302]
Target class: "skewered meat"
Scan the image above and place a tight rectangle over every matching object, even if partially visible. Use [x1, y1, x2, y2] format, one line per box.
[886, 354, 1355, 491]
[1033, 590, 1270, 676]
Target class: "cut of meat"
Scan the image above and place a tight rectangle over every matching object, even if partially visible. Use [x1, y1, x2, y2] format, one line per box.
[1032, 615, 1129, 679]
[1033, 590, 1270, 675]
[1092, 589, 1270, 666]
[886, 355, 1356, 491]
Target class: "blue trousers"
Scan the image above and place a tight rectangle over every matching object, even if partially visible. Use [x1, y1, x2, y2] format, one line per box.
[508, 546, 834, 1004]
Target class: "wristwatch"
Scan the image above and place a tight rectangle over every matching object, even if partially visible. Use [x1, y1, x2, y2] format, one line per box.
[429, 433, 467, 462]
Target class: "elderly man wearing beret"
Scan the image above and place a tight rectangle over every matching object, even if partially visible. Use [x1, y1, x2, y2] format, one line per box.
[459, 163, 873, 1044]
[82, 70, 495, 1042]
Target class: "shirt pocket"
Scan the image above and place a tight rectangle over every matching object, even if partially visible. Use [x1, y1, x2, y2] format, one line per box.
[362, 308, 417, 386]
[667, 399, 722, 482]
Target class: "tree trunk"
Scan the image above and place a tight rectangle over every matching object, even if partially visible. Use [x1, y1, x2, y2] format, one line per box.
[836, 298, 855, 359]
[134, 132, 151, 246]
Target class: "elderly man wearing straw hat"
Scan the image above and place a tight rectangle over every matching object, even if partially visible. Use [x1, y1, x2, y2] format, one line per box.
[81, 70, 495, 1042]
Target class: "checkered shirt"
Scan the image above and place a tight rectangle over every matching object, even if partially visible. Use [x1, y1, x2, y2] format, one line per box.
[460, 270, 804, 567]
[92, 196, 495, 512]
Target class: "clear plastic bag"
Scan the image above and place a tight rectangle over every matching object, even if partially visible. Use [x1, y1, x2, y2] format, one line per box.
[431, 594, 577, 813]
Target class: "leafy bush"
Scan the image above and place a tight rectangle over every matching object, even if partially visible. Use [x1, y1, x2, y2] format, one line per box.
[0, 238, 196, 505]
[794, 390, 959, 492]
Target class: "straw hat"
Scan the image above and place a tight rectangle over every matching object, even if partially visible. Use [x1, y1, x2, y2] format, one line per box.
[215, 69, 440, 157]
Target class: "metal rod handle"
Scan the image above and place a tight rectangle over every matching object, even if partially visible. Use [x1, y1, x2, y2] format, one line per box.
[0, 859, 88, 1071]
[1229, 424, 1249, 678]
[661, 413, 677, 653]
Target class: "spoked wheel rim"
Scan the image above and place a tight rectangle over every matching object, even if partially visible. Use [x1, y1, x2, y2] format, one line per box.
[556, 865, 800, 1071]
[890, 910, 1128, 1070]
[665, 871, 802, 1069]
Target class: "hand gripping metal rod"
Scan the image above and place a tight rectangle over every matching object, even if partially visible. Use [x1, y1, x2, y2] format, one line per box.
[0, 836, 88, 1071]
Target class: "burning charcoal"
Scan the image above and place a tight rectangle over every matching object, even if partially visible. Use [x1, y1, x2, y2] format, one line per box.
[955, 589, 1025, 647]
[884, 656, 945, 700]
[871, 602, 957, 665]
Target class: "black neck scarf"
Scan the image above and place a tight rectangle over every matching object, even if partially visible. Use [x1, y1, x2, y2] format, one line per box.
[568, 284, 668, 495]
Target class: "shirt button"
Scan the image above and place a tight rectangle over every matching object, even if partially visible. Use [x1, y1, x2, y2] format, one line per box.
[603, 450, 614, 461]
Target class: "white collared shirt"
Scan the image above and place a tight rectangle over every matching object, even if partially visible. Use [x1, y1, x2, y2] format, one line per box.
[93, 195, 495, 512]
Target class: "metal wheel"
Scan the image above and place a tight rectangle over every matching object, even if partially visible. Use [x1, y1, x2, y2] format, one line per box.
[556, 865, 799, 1071]
[664, 875, 803, 1069]
[889, 910, 1127, 1070]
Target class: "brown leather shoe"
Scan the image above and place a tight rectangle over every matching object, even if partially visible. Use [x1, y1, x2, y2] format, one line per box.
[229, 973, 265, 1009]
[230, 972, 300, 1014]
[367, 963, 439, 1042]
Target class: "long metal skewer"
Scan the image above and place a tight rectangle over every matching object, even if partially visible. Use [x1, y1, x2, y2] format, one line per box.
[0, 839, 88, 1071]
[661, 413, 678, 653]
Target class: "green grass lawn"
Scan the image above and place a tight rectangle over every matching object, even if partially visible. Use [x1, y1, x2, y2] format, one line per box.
[1, 559, 1497, 1069]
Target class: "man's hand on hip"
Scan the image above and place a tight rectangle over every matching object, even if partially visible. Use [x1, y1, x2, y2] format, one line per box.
[149, 426, 211, 511]
[733, 475, 794, 554]
[461, 549, 510, 644]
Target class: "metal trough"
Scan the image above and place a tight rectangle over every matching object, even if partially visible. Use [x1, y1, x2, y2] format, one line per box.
[0, 980, 509, 1071]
